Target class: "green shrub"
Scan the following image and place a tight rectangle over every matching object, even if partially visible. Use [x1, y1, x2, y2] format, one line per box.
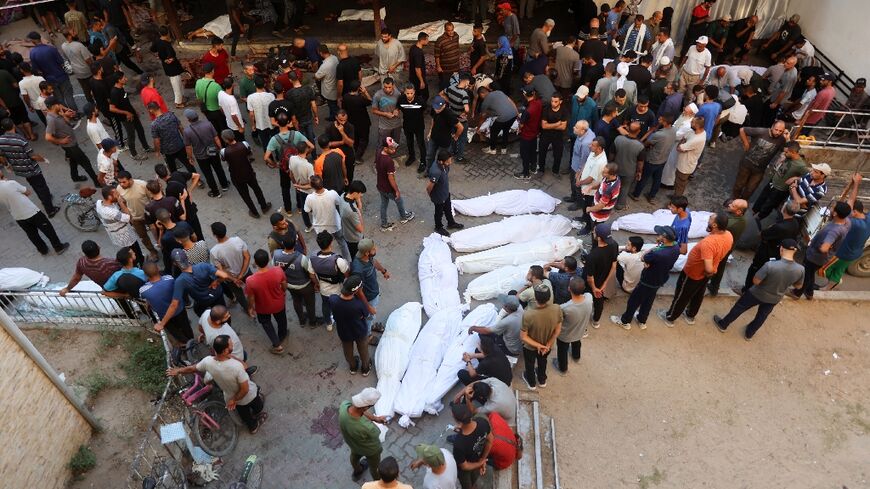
[69, 445, 96, 475]
[82, 372, 113, 397]
[121, 336, 169, 396]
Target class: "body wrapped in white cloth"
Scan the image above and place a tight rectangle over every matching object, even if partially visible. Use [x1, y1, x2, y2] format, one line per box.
[374, 302, 423, 418]
[611, 209, 713, 239]
[419, 234, 461, 317]
[451, 189, 560, 217]
[447, 214, 575, 252]
[455, 237, 582, 274]
[463, 263, 541, 302]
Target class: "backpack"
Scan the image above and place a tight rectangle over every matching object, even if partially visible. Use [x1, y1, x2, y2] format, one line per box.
[487, 412, 523, 470]
[274, 132, 299, 174]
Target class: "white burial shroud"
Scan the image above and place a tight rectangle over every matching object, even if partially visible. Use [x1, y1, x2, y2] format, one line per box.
[447, 214, 575, 253]
[418, 233, 461, 318]
[463, 263, 542, 302]
[455, 236, 582, 275]
[451, 189, 560, 217]
[373, 302, 423, 418]
[611, 209, 714, 239]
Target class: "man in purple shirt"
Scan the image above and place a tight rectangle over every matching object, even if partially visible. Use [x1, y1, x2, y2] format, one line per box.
[27, 31, 77, 111]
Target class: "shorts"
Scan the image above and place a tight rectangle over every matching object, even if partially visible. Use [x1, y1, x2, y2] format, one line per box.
[823, 256, 853, 284]
[8, 103, 29, 125]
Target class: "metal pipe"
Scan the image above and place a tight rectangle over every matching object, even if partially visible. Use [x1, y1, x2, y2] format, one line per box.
[0, 307, 101, 429]
[532, 401, 543, 489]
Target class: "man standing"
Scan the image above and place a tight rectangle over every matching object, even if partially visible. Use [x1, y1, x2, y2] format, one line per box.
[525, 19, 554, 76]
[520, 284, 562, 390]
[28, 31, 77, 111]
[714, 239, 804, 341]
[407, 33, 430, 101]
[220, 130, 272, 218]
[707, 198, 748, 296]
[514, 86, 542, 181]
[202, 37, 231, 85]
[613, 121, 644, 209]
[824, 176, 869, 289]
[427, 95, 464, 175]
[156, 249, 238, 324]
[140, 262, 194, 343]
[149, 102, 194, 173]
[109, 73, 152, 161]
[434, 22, 461, 90]
[310, 231, 351, 331]
[678, 36, 712, 103]
[96, 185, 143, 263]
[732, 122, 788, 200]
[800, 72, 836, 134]
[410, 444, 458, 489]
[375, 28, 405, 80]
[0, 168, 68, 255]
[450, 402, 493, 489]
[60, 28, 94, 105]
[245, 77, 275, 149]
[580, 163, 620, 236]
[195, 63, 227, 134]
[552, 277, 592, 373]
[658, 213, 733, 327]
[339, 387, 386, 481]
[427, 150, 464, 237]
[376, 137, 415, 232]
[574, 136, 608, 217]
[151, 26, 185, 109]
[397, 85, 427, 169]
[44, 96, 99, 185]
[565, 120, 594, 205]
[218, 78, 245, 142]
[305, 175, 351, 260]
[245, 249, 288, 354]
[742, 202, 800, 294]
[272, 233, 318, 328]
[314, 44, 339, 121]
[631, 114, 675, 203]
[443, 74, 472, 162]
[763, 56, 798, 126]
[372, 77, 403, 154]
[210, 221, 251, 311]
[351, 239, 389, 335]
[117, 171, 159, 260]
[790, 201, 851, 300]
[0, 119, 57, 215]
[752, 142, 807, 223]
[538, 93, 570, 176]
[673, 116, 707, 197]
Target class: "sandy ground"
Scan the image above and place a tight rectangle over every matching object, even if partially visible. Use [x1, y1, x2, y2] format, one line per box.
[545, 296, 870, 489]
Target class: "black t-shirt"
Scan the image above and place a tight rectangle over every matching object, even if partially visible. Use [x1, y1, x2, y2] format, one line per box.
[397, 93, 426, 129]
[541, 104, 569, 138]
[470, 37, 487, 69]
[116, 273, 145, 298]
[453, 417, 491, 465]
[144, 196, 183, 225]
[581, 63, 604, 89]
[268, 99, 293, 121]
[408, 45, 426, 88]
[585, 239, 619, 287]
[324, 122, 356, 165]
[477, 354, 512, 386]
[622, 107, 657, 135]
[110, 85, 135, 113]
[286, 85, 315, 124]
[150, 39, 184, 77]
[430, 108, 458, 148]
[222, 142, 256, 182]
[728, 18, 756, 44]
[160, 221, 192, 272]
[742, 93, 765, 127]
[648, 78, 669, 110]
[627, 64, 652, 94]
[342, 93, 371, 129]
[775, 21, 801, 45]
[578, 39, 606, 64]
[166, 171, 195, 213]
[335, 57, 362, 95]
[90, 77, 112, 112]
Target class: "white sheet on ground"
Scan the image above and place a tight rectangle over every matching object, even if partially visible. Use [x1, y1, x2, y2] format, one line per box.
[611, 209, 713, 239]
[424, 303, 499, 415]
[23, 280, 125, 315]
[338, 8, 386, 22]
[374, 302, 423, 419]
[452, 189, 560, 217]
[447, 215, 575, 253]
[394, 304, 468, 427]
[476, 116, 520, 141]
[0, 267, 48, 289]
[202, 15, 232, 39]
[419, 233, 461, 317]
[463, 263, 542, 302]
[398, 20, 488, 44]
[455, 237, 582, 275]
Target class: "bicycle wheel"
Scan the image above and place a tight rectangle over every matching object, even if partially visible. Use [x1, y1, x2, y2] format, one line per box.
[64, 202, 100, 232]
[193, 400, 239, 457]
[150, 457, 186, 488]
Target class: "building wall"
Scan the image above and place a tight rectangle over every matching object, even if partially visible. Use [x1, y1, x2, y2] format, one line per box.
[788, 0, 870, 80]
[0, 327, 92, 489]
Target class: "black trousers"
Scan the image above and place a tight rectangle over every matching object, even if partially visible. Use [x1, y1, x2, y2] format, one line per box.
[403, 124, 426, 163]
[522, 347, 549, 387]
[296, 189, 312, 228]
[633, 162, 665, 199]
[753, 185, 789, 221]
[164, 311, 195, 344]
[121, 117, 150, 156]
[743, 251, 773, 293]
[205, 109, 228, 134]
[183, 203, 205, 244]
[555, 338, 581, 372]
[620, 283, 659, 324]
[62, 145, 99, 185]
[222, 280, 250, 310]
[665, 272, 709, 321]
[718, 291, 777, 339]
[257, 308, 288, 347]
[433, 195, 457, 229]
[707, 253, 731, 294]
[279, 169, 294, 212]
[236, 391, 265, 431]
[234, 177, 269, 214]
[519, 137, 536, 176]
[489, 117, 515, 150]
[164, 149, 197, 173]
[288, 282, 317, 325]
[107, 114, 124, 143]
[538, 133, 564, 173]
[26, 173, 54, 211]
[196, 155, 230, 194]
[17, 211, 63, 254]
[116, 45, 143, 74]
[76, 77, 95, 104]
[793, 259, 821, 299]
[353, 123, 370, 162]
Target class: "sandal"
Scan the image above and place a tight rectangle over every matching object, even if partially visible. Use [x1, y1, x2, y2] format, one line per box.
[368, 335, 380, 346]
[371, 322, 386, 333]
[270, 345, 285, 354]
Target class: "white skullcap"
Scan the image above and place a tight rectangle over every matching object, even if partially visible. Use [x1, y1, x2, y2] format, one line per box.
[660, 56, 671, 65]
[617, 62, 630, 76]
[688, 102, 699, 114]
[575, 85, 589, 98]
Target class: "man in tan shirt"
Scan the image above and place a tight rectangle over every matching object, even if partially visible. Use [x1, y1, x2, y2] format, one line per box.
[520, 283, 563, 390]
[117, 171, 158, 259]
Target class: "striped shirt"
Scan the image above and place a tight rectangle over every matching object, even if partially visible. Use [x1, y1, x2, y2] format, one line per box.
[0, 132, 41, 178]
[75, 257, 121, 286]
[591, 177, 621, 222]
[791, 172, 827, 213]
[444, 84, 470, 118]
[435, 33, 461, 73]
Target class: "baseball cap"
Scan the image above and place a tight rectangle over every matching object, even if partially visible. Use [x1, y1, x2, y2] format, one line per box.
[780, 238, 799, 250]
[171, 248, 190, 269]
[27, 31, 41, 40]
[351, 387, 381, 408]
[497, 293, 520, 312]
[383, 136, 399, 149]
[696, 36, 709, 45]
[183, 108, 199, 121]
[653, 225, 677, 241]
[521, 85, 537, 96]
[100, 138, 118, 151]
[432, 95, 447, 110]
[811, 163, 832, 176]
[357, 238, 375, 257]
[594, 222, 612, 239]
[821, 72, 836, 81]
[416, 444, 445, 466]
[856, 78, 867, 86]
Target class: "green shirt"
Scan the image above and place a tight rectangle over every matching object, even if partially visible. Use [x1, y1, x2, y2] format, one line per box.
[266, 130, 310, 154]
[195, 77, 222, 111]
[727, 215, 747, 247]
[239, 75, 256, 100]
[770, 157, 807, 191]
[338, 401, 381, 456]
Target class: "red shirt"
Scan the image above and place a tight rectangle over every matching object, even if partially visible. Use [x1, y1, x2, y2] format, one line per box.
[140, 86, 168, 120]
[275, 68, 305, 97]
[487, 412, 517, 470]
[245, 267, 286, 314]
[202, 49, 230, 85]
[691, 4, 710, 21]
[805, 86, 835, 124]
[519, 98, 542, 140]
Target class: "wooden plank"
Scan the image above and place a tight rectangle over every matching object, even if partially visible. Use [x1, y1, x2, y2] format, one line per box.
[516, 399, 535, 489]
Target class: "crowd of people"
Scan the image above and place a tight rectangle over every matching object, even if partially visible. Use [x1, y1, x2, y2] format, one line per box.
[1, 1, 870, 488]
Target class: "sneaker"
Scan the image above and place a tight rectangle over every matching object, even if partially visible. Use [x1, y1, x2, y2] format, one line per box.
[744, 333, 753, 342]
[534, 168, 544, 175]
[47, 206, 61, 218]
[482, 148, 497, 155]
[279, 207, 292, 217]
[400, 211, 415, 224]
[221, 185, 230, 192]
[646, 196, 656, 205]
[567, 203, 582, 211]
[381, 222, 395, 231]
[499, 148, 507, 155]
[537, 380, 547, 388]
[371, 322, 386, 333]
[657, 309, 674, 327]
[417, 164, 426, 174]
[434, 227, 450, 237]
[261, 202, 273, 213]
[550, 358, 566, 375]
[249, 210, 261, 218]
[361, 360, 372, 377]
[55, 242, 70, 255]
[304, 226, 314, 233]
[706, 285, 719, 297]
[350, 356, 360, 374]
[513, 172, 531, 180]
[454, 155, 466, 163]
[638, 321, 647, 330]
[326, 322, 334, 332]
[628, 193, 640, 201]
[207, 191, 222, 198]
[683, 312, 696, 325]
[446, 222, 464, 230]
[582, 331, 590, 338]
[712, 315, 727, 333]
[522, 374, 537, 391]
[351, 460, 369, 481]
[610, 315, 631, 330]
[591, 320, 600, 329]
[72, 175, 88, 182]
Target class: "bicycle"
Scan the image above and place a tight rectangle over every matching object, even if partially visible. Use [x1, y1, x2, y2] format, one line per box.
[179, 371, 239, 457]
[226, 454, 264, 489]
[142, 457, 187, 489]
[62, 186, 100, 232]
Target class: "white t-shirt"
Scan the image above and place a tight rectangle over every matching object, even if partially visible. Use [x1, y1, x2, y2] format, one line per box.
[87, 119, 111, 148]
[210, 236, 249, 276]
[97, 151, 118, 184]
[288, 155, 314, 193]
[303, 190, 342, 233]
[676, 130, 707, 174]
[246, 91, 275, 131]
[617, 250, 645, 293]
[18, 74, 45, 104]
[33, 95, 47, 112]
[0, 179, 40, 220]
[579, 151, 607, 196]
[792, 87, 818, 119]
[422, 448, 459, 489]
[199, 310, 245, 359]
[218, 90, 244, 131]
[683, 47, 712, 76]
[195, 355, 257, 404]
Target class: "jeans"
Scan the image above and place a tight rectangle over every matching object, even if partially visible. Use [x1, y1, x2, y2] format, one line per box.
[164, 149, 197, 173]
[434, 196, 458, 229]
[403, 124, 426, 163]
[343, 337, 371, 371]
[196, 155, 230, 194]
[522, 347, 549, 387]
[365, 294, 380, 334]
[52, 78, 78, 111]
[61, 146, 99, 185]
[489, 118, 515, 150]
[256, 308, 288, 347]
[451, 120, 468, 159]
[379, 191, 409, 226]
[233, 177, 269, 215]
[538, 133, 564, 173]
[122, 116, 150, 156]
[792, 259, 821, 299]
[325, 99, 338, 121]
[555, 338, 581, 371]
[25, 173, 54, 211]
[718, 291, 776, 338]
[665, 272, 709, 321]
[519, 137, 537, 176]
[620, 283, 659, 324]
[289, 282, 317, 325]
[376, 126, 402, 154]
[296, 190, 312, 228]
[426, 139, 450, 170]
[350, 450, 380, 481]
[319, 293, 333, 324]
[168, 74, 184, 105]
[732, 161, 765, 200]
[752, 185, 789, 221]
[16, 211, 64, 254]
[300, 121, 317, 155]
[633, 162, 665, 199]
[236, 392, 265, 431]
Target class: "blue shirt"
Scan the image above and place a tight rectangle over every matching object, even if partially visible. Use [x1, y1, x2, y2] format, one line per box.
[351, 258, 379, 301]
[548, 269, 583, 304]
[640, 244, 681, 288]
[605, 11, 621, 39]
[672, 212, 692, 246]
[428, 162, 450, 204]
[593, 118, 614, 149]
[570, 96, 599, 129]
[696, 102, 721, 141]
[139, 276, 184, 319]
[29, 44, 68, 83]
[173, 263, 222, 305]
[328, 294, 368, 342]
[836, 214, 870, 261]
[658, 93, 683, 120]
[571, 130, 596, 172]
[104, 268, 147, 291]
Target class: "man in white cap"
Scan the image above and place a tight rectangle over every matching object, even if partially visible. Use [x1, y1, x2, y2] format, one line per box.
[678, 36, 712, 104]
[661, 102, 699, 188]
[339, 386, 387, 481]
[649, 28, 675, 74]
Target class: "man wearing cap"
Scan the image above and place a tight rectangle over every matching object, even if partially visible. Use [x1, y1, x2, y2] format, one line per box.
[678, 36, 712, 104]
[846, 78, 868, 111]
[752, 141, 807, 222]
[790, 201, 851, 300]
[650, 29, 675, 74]
[785, 164, 829, 217]
[411, 443, 458, 489]
[715, 238, 804, 340]
[732, 121, 788, 200]
[761, 14, 802, 61]
[44, 96, 100, 185]
[611, 225, 680, 330]
[468, 294, 524, 357]
[338, 386, 384, 478]
[376, 136, 416, 231]
[499, 3, 520, 50]
[0, 118, 58, 215]
[681, 0, 715, 58]
[800, 72, 836, 135]
[27, 31, 78, 111]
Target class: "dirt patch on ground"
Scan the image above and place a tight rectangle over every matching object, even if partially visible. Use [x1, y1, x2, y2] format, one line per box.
[543, 297, 870, 488]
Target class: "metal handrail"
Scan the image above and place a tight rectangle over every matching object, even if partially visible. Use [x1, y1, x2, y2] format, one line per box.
[792, 106, 870, 150]
[809, 44, 857, 103]
[0, 289, 153, 329]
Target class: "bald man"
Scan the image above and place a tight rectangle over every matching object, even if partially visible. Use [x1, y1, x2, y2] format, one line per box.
[707, 198, 749, 296]
[335, 43, 362, 104]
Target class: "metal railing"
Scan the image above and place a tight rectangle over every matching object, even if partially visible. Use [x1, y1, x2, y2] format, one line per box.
[792, 107, 870, 150]
[0, 289, 153, 330]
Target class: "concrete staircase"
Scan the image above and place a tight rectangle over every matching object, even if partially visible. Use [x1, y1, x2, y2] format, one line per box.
[491, 390, 560, 489]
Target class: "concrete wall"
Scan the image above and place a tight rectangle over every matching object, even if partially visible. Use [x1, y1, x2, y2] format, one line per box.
[0, 327, 92, 489]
